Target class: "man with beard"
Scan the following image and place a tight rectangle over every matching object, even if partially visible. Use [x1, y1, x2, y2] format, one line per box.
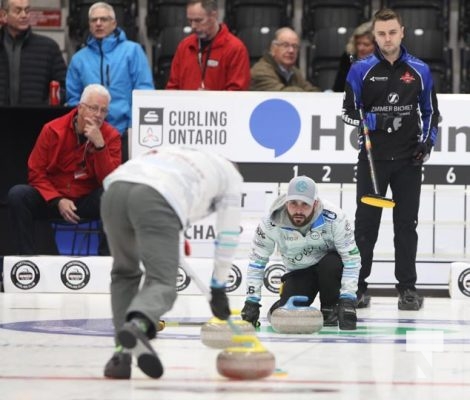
[241, 176, 360, 330]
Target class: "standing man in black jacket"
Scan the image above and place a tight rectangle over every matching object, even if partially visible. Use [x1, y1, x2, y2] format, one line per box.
[342, 9, 440, 311]
[0, 0, 67, 105]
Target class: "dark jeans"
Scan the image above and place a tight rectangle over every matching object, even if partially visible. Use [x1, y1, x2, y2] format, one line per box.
[272, 252, 344, 312]
[355, 158, 421, 293]
[7, 184, 106, 255]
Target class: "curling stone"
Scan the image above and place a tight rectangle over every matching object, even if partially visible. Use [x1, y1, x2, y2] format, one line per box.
[270, 295, 323, 334]
[201, 317, 256, 348]
[217, 335, 276, 380]
[157, 320, 165, 332]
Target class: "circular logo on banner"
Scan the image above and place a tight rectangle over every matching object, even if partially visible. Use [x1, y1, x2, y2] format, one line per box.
[225, 264, 242, 293]
[457, 268, 470, 297]
[61, 261, 90, 290]
[263, 263, 286, 293]
[176, 266, 191, 292]
[11, 260, 40, 290]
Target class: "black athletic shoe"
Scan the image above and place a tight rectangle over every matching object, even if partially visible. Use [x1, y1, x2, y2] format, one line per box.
[104, 352, 131, 379]
[398, 289, 423, 311]
[118, 321, 164, 379]
[321, 305, 338, 327]
[338, 299, 357, 330]
[356, 290, 371, 308]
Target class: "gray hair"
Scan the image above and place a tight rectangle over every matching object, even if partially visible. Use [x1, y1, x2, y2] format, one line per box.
[80, 84, 111, 103]
[272, 27, 298, 43]
[187, 0, 218, 13]
[88, 2, 116, 20]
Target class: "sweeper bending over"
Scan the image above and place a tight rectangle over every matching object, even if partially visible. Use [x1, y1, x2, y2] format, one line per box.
[101, 147, 243, 379]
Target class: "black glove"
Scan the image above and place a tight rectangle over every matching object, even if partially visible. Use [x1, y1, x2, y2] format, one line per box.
[376, 114, 403, 133]
[338, 298, 357, 330]
[209, 287, 230, 320]
[241, 300, 261, 327]
[412, 140, 433, 164]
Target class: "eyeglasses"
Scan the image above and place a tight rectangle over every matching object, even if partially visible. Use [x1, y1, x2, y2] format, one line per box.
[81, 103, 109, 116]
[10, 7, 30, 16]
[89, 16, 114, 23]
[273, 41, 300, 51]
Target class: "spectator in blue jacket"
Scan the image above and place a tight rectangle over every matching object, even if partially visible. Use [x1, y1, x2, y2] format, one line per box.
[66, 1, 154, 161]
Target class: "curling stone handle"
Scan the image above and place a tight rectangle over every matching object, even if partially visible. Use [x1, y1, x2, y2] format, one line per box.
[231, 335, 265, 351]
[284, 295, 309, 309]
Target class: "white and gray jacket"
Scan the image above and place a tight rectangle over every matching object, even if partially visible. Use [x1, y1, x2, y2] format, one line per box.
[103, 146, 243, 285]
[245, 195, 360, 302]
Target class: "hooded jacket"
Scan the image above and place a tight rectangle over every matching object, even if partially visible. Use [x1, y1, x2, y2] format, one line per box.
[66, 28, 154, 134]
[245, 194, 360, 302]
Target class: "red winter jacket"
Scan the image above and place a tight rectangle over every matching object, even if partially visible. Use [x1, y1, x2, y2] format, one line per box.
[28, 108, 122, 202]
[166, 24, 250, 90]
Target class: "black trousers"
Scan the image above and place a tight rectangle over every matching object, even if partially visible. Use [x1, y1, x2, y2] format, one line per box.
[355, 158, 421, 293]
[121, 133, 129, 163]
[271, 252, 344, 312]
[7, 184, 105, 255]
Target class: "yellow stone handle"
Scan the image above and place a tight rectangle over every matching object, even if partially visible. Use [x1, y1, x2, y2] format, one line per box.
[226, 335, 267, 352]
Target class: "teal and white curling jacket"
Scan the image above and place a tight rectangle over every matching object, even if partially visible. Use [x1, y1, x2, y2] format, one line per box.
[245, 194, 360, 302]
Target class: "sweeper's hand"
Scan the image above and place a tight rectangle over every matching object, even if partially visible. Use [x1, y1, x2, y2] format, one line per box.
[241, 300, 261, 327]
[377, 114, 402, 133]
[209, 287, 231, 320]
[412, 139, 433, 164]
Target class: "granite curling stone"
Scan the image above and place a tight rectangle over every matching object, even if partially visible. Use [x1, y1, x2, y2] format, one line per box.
[216, 335, 275, 380]
[270, 295, 323, 334]
[201, 317, 256, 348]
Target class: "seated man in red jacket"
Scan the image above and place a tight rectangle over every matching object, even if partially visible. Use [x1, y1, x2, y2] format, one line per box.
[8, 83, 122, 255]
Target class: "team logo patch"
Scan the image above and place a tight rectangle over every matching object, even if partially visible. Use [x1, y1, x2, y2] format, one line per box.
[400, 71, 415, 84]
[369, 76, 388, 82]
[11, 260, 40, 290]
[310, 231, 321, 240]
[387, 92, 399, 104]
[322, 209, 337, 220]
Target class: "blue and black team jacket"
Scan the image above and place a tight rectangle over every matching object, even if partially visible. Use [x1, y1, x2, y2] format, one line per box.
[341, 45, 440, 161]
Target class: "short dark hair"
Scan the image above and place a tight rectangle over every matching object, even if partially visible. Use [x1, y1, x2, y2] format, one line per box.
[187, 0, 218, 13]
[372, 8, 403, 28]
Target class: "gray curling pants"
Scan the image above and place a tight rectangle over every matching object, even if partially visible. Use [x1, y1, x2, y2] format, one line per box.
[100, 182, 182, 343]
